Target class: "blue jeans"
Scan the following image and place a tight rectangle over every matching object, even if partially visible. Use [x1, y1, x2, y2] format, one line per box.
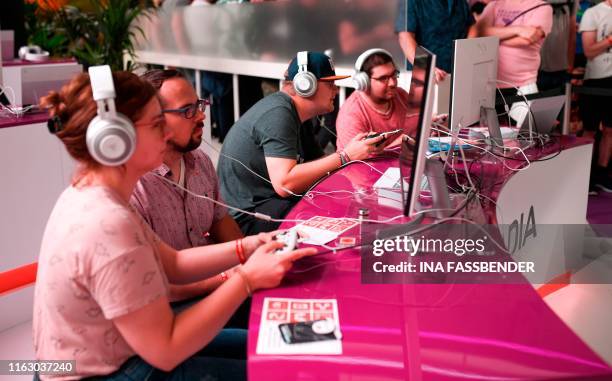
[82, 329, 246, 380]
[33, 330, 247, 381]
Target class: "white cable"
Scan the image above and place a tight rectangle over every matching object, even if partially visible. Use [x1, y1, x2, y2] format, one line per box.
[316, 116, 337, 138]
[152, 173, 307, 224]
[430, 126, 531, 172]
[307, 159, 391, 197]
[203, 138, 388, 199]
[310, 213, 509, 256]
[496, 87, 513, 128]
[0, 103, 34, 117]
[197, 138, 471, 225]
[496, 85, 551, 148]
[203, 137, 410, 209]
[456, 140, 476, 190]
[0, 85, 16, 105]
[492, 79, 534, 143]
[348, 159, 384, 175]
[306, 189, 366, 198]
[432, 121, 476, 192]
[201, 139, 305, 197]
[0, 85, 35, 117]
[329, 197, 472, 226]
[154, 171, 409, 225]
[305, 188, 378, 201]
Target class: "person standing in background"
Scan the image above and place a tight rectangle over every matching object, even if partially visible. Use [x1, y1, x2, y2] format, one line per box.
[537, 0, 579, 91]
[471, 0, 552, 122]
[578, 0, 612, 194]
[395, 0, 475, 83]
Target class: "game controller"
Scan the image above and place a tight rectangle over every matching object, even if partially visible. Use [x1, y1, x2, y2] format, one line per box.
[274, 230, 298, 255]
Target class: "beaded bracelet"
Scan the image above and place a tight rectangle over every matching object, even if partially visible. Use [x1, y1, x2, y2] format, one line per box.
[235, 239, 246, 264]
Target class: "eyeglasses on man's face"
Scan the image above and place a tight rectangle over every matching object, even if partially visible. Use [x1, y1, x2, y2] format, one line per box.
[370, 70, 400, 84]
[162, 99, 210, 119]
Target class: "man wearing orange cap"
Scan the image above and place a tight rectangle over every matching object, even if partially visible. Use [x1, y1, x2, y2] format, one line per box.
[218, 51, 383, 234]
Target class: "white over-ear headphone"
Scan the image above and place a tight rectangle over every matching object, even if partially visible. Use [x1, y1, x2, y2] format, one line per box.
[18, 45, 50, 62]
[86, 65, 136, 166]
[352, 48, 394, 92]
[293, 51, 318, 98]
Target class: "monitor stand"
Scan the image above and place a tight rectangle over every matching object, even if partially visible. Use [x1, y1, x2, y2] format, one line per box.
[477, 106, 526, 161]
[376, 158, 453, 240]
[423, 157, 451, 219]
[480, 106, 504, 150]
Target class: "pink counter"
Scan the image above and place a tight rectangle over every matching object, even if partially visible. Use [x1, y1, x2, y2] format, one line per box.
[247, 137, 612, 380]
[0, 111, 48, 129]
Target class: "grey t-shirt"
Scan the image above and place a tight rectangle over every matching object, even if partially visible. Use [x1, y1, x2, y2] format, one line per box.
[217, 92, 302, 219]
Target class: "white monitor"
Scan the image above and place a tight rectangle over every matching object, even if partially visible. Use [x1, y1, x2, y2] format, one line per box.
[449, 36, 499, 134]
[400, 46, 436, 217]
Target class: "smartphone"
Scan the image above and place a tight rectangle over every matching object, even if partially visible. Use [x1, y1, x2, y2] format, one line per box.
[278, 319, 339, 344]
[365, 129, 404, 146]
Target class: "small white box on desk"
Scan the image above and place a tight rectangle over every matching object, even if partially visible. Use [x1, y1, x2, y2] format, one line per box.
[2, 60, 82, 106]
[373, 167, 404, 209]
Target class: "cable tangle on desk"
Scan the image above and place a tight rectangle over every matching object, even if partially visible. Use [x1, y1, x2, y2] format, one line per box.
[0, 85, 36, 118]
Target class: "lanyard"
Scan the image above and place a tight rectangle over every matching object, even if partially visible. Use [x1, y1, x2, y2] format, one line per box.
[178, 157, 186, 189]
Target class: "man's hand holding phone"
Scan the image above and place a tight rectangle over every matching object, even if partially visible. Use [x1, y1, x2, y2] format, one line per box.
[364, 128, 403, 147]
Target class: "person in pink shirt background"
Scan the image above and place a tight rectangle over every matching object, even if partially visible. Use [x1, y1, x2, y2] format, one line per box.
[336, 49, 416, 152]
[471, 0, 553, 89]
[34, 70, 315, 380]
[470, 0, 552, 123]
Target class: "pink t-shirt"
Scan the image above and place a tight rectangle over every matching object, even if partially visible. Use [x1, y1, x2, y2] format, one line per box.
[336, 88, 417, 151]
[480, 0, 553, 87]
[33, 186, 169, 380]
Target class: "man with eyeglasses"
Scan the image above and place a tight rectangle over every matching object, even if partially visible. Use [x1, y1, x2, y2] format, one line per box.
[131, 69, 246, 306]
[217, 51, 382, 235]
[336, 49, 415, 151]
